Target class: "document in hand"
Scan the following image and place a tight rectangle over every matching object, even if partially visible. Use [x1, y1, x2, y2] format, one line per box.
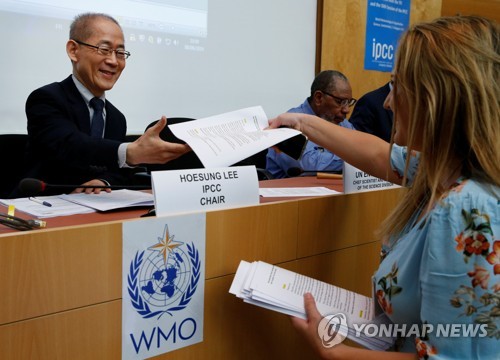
[229, 260, 395, 351]
[169, 106, 302, 168]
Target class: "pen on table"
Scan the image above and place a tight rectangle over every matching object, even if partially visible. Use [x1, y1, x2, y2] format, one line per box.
[29, 197, 52, 207]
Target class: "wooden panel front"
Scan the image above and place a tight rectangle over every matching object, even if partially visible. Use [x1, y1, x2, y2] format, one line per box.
[0, 223, 122, 324]
[0, 243, 381, 360]
[0, 202, 300, 325]
[0, 186, 401, 359]
[0, 301, 121, 360]
[205, 201, 298, 278]
[296, 189, 402, 257]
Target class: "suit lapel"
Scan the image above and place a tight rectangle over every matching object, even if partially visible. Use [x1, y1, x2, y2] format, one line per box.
[60, 76, 92, 134]
[60, 75, 125, 140]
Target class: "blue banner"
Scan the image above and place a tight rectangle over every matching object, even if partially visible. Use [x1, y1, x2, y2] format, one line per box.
[364, 0, 410, 72]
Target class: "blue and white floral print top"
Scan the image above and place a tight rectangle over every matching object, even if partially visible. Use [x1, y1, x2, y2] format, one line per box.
[373, 144, 499, 359]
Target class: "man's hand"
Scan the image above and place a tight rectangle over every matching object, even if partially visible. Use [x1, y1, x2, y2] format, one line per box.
[126, 116, 191, 166]
[72, 179, 111, 194]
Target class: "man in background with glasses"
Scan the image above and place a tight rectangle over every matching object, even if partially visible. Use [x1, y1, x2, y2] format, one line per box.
[17, 12, 190, 196]
[266, 70, 356, 179]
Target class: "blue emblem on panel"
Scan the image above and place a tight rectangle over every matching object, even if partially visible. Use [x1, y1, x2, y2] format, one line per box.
[127, 224, 201, 319]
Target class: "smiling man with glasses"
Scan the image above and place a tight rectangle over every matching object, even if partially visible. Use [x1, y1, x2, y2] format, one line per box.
[16, 12, 190, 197]
[71, 39, 131, 60]
[266, 70, 356, 179]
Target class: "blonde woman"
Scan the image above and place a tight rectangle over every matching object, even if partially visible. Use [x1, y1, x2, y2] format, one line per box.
[269, 15, 499, 359]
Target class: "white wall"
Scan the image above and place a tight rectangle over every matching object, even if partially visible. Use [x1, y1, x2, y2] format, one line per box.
[0, 0, 316, 134]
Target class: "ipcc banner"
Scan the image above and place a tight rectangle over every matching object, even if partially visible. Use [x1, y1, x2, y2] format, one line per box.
[364, 0, 410, 72]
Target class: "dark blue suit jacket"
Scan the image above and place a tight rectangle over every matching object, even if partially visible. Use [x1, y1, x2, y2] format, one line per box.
[20, 75, 132, 195]
[350, 82, 393, 142]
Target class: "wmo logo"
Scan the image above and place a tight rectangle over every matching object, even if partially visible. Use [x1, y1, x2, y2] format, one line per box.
[127, 224, 201, 319]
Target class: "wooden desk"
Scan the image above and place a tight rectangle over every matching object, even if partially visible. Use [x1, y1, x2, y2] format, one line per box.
[0, 178, 402, 359]
[0, 176, 342, 233]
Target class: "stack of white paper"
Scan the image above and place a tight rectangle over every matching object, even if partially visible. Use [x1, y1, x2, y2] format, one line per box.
[0, 196, 96, 218]
[229, 260, 395, 351]
[259, 187, 341, 197]
[1, 190, 154, 218]
[59, 189, 153, 211]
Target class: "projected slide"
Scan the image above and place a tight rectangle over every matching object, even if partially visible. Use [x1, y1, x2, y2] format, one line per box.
[0, 0, 207, 37]
[0, 0, 316, 135]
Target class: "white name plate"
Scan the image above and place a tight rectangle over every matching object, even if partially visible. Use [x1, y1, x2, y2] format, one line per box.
[343, 162, 400, 194]
[152, 165, 259, 216]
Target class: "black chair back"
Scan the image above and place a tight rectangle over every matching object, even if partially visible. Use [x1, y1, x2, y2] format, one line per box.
[0, 134, 29, 198]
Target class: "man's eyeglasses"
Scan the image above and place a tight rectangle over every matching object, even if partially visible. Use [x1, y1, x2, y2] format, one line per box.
[321, 91, 357, 108]
[72, 39, 131, 60]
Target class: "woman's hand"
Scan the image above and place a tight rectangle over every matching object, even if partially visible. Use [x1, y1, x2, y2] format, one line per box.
[291, 293, 417, 360]
[267, 112, 317, 132]
[291, 293, 349, 360]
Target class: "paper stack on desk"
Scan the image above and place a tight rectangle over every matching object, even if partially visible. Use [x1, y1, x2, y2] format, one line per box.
[1, 189, 153, 218]
[229, 260, 395, 351]
[0, 196, 95, 218]
[59, 189, 153, 211]
[259, 187, 340, 197]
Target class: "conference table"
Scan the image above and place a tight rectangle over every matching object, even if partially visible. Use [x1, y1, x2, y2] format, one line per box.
[0, 176, 402, 359]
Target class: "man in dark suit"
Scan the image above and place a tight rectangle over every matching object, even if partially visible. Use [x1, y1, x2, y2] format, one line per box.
[21, 12, 190, 196]
[349, 81, 393, 142]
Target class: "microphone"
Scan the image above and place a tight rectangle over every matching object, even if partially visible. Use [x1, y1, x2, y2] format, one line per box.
[287, 167, 343, 179]
[19, 178, 151, 196]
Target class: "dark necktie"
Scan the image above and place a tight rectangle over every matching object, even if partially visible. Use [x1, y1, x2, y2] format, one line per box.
[89, 97, 105, 138]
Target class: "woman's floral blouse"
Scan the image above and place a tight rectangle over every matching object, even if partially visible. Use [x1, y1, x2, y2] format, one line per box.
[373, 144, 499, 358]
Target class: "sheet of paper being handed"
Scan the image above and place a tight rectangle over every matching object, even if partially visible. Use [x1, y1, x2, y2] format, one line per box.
[168, 106, 301, 168]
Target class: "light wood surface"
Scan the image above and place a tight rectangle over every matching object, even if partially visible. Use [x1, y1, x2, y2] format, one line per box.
[441, 0, 500, 22]
[297, 189, 402, 257]
[0, 177, 402, 359]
